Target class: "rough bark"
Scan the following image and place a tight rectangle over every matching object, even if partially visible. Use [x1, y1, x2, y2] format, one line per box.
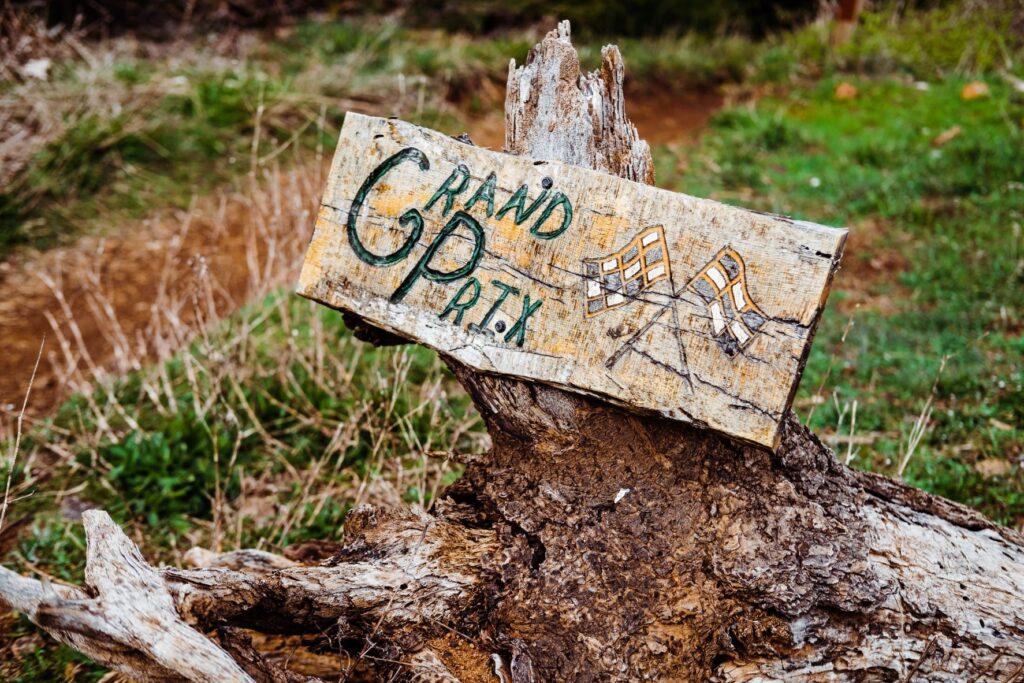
[3, 20, 1024, 683]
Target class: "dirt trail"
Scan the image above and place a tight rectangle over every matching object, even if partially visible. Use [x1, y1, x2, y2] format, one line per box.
[0, 92, 724, 426]
[0, 165, 324, 432]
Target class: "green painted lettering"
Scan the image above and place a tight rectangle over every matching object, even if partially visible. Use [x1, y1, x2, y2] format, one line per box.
[347, 147, 429, 266]
[425, 163, 472, 216]
[496, 184, 550, 225]
[391, 211, 484, 303]
[439, 278, 481, 326]
[464, 172, 497, 217]
[469, 280, 520, 335]
[504, 295, 543, 347]
[530, 192, 573, 240]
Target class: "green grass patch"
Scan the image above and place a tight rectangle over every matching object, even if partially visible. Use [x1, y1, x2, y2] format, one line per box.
[653, 75, 1023, 524]
[1, 296, 479, 673]
[2, 616, 106, 683]
[2, 293, 483, 589]
[1, 70, 339, 252]
[0, 19, 464, 256]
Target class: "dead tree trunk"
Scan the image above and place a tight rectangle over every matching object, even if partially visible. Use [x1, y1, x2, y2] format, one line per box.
[3, 21, 1024, 683]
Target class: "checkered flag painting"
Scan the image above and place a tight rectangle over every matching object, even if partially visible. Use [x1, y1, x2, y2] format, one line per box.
[583, 226, 671, 317]
[688, 247, 767, 355]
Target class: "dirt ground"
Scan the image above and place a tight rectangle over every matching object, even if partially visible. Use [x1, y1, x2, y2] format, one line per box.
[463, 89, 724, 150]
[0, 201, 268, 423]
[832, 217, 911, 316]
[0, 165, 324, 431]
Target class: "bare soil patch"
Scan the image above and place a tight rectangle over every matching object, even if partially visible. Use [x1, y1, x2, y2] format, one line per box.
[463, 87, 724, 150]
[626, 89, 724, 145]
[0, 164, 324, 431]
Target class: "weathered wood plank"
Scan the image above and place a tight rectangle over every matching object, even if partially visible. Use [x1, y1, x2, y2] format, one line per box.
[297, 113, 846, 448]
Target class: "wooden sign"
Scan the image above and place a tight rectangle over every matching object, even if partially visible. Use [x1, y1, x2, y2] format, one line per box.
[298, 114, 846, 448]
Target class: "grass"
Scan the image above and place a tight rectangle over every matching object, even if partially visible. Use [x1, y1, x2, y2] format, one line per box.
[2, 2, 1023, 678]
[652, 75, 1023, 522]
[0, 17, 464, 255]
[27, 292, 482, 555]
[2, 291, 484, 682]
[3, 2, 1021, 256]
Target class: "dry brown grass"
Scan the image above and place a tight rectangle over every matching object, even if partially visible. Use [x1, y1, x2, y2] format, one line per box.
[0, 144, 482, 565]
[0, 16, 487, 583]
[0, 155, 326, 424]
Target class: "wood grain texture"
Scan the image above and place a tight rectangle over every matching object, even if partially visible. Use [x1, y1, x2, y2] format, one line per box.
[297, 113, 846, 447]
[504, 22, 654, 184]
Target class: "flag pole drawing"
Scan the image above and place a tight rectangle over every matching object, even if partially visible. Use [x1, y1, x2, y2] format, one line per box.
[583, 226, 671, 317]
[586, 238, 768, 391]
[583, 226, 692, 392]
[687, 247, 767, 356]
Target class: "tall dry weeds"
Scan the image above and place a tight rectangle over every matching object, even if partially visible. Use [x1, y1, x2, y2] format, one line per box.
[1, 130, 482, 562]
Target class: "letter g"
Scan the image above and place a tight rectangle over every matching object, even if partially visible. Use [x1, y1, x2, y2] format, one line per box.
[347, 147, 430, 266]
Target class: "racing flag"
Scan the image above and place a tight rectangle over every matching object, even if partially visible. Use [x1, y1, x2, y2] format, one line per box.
[583, 226, 671, 317]
[688, 247, 767, 355]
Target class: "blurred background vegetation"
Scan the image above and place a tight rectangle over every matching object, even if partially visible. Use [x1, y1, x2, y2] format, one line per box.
[13, 0, 827, 37]
[1, 0, 1022, 679]
[25, 0, 1017, 40]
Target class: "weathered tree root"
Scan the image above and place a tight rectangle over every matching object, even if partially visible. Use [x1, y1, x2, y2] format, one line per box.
[4, 410, 1024, 681]
[3, 21, 1024, 683]
[0, 505, 503, 682]
[0, 509, 253, 682]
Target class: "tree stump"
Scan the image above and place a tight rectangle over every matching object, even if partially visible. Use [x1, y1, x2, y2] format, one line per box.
[3, 21, 1024, 683]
